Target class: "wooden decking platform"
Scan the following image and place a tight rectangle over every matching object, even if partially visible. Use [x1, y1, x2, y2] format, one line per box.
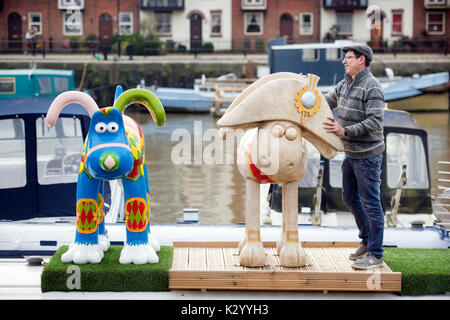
[169, 242, 402, 292]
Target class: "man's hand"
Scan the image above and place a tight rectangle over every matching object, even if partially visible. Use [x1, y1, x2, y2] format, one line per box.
[323, 117, 345, 137]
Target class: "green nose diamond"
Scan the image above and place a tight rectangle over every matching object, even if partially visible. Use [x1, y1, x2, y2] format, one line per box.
[100, 152, 120, 172]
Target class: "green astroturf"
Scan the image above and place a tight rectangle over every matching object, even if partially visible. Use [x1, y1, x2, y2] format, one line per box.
[41, 245, 173, 292]
[383, 248, 450, 296]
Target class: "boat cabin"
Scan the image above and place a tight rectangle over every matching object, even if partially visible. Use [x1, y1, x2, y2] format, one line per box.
[0, 69, 76, 100]
[269, 109, 432, 216]
[269, 40, 355, 87]
[0, 97, 90, 220]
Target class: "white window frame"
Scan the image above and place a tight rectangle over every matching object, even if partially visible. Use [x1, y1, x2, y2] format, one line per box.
[119, 12, 133, 35]
[425, 0, 446, 5]
[242, 0, 266, 10]
[28, 12, 43, 35]
[155, 12, 172, 35]
[244, 12, 264, 35]
[63, 10, 83, 36]
[210, 12, 222, 36]
[391, 11, 403, 35]
[58, 0, 84, 10]
[426, 11, 445, 35]
[336, 12, 352, 35]
[299, 12, 314, 35]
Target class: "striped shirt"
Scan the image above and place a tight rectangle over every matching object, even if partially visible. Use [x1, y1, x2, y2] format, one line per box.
[325, 67, 385, 159]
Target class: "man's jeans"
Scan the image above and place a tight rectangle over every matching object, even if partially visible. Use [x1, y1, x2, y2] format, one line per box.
[342, 154, 384, 259]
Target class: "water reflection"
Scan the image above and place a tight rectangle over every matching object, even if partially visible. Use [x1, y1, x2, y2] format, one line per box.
[128, 108, 245, 224]
[127, 107, 449, 224]
[412, 111, 450, 197]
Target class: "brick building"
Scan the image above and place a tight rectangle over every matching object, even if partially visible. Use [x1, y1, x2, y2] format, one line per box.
[413, 0, 450, 40]
[1, 0, 139, 51]
[231, 0, 321, 50]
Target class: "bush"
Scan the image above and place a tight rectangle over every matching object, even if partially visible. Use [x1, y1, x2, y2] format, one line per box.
[113, 33, 164, 56]
[69, 36, 79, 50]
[202, 42, 214, 53]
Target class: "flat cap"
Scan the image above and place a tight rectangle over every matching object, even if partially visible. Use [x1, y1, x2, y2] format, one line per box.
[342, 43, 373, 62]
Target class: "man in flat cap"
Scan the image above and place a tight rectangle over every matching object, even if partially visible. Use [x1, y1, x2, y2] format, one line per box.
[323, 43, 385, 270]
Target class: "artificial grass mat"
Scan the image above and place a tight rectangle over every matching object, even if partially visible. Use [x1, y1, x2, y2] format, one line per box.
[41, 245, 173, 292]
[41, 246, 449, 295]
[383, 248, 450, 296]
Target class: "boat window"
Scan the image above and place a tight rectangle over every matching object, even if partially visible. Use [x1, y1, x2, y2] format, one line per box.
[0, 77, 16, 94]
[326, 48, 342, 61]
[53, 77, 69, 93]
[386, 133, 429, 189]
[0, 119, 26, 189]
[298, 140, 321, 187]
[36, 117, 84, 185]
[38, 77, 52, 95]
[302, 49, 318, 61]
[329, 151, 345, 188]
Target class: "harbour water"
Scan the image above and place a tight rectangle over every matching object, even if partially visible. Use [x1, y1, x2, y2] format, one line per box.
[129, 108, 450, 225]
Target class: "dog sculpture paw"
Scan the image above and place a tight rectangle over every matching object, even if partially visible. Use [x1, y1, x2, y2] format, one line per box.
[98, 234, 110, 252]
[61, 243, 104, 264]
[119, 244, 159, 265]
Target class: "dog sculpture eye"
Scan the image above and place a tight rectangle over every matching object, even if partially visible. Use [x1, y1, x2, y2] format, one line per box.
[285, 127, 298, 141]
[95, 122, 107, 134]
[107, 122, 119, 133]
[271, 124, 284, 138]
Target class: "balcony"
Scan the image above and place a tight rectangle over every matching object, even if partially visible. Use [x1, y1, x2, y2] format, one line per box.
[241, 0, 267, 11]
[323, 0, 368, 10]
[141, 0, 184, 11]
[58, 0, 84, 10]
[424, 0, 450, 9]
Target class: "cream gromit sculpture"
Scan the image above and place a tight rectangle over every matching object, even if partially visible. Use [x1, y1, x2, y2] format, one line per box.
[217, 72, 344, 267]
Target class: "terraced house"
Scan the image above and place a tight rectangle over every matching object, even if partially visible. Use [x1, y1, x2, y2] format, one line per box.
[0, 0, 448, 54]
[139, 0, 232, 51]
[0, 0, 139, 52]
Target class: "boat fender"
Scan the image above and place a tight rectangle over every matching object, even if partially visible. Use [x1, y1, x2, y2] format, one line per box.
[26, 256, 43, 266]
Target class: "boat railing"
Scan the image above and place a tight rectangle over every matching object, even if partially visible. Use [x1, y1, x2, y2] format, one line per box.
[434, 161, 450, 233]
[211, 84, 248, 117]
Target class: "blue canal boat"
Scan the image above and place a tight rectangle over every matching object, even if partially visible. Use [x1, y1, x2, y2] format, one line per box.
[269, 40, 355, 89]
[269, 108, 434, 228]
[0, 97, 90, 221]
[383, 72, 449, 111]
[0, 68, 77, 99]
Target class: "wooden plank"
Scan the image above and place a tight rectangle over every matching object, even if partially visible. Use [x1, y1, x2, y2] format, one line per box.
[206, 248, 225, 271]
[189, 247, 206, 271]
[266, 247, 281, 271]
[324, 247, 354, 273]
[301, 241, 360, 248]
[169, 270, 401, 292]
[171, 246, 189, 270]
[169, 242, 401, 292]
[304, 247, 336, 272]
[173, 241, 360, 249]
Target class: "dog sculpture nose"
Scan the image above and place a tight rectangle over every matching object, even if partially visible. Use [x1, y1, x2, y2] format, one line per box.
[99, 152, 120, 172]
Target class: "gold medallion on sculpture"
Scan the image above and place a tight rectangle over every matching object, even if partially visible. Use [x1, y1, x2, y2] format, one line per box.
[294, 73, 322, 123]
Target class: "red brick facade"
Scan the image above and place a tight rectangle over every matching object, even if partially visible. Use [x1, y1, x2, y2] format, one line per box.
[231, 0, 321, 50]
[413, 0, 450, 39]
[1, 0, 139, 50]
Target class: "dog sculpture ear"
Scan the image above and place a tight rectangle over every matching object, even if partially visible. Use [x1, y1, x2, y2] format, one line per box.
[45, 91, 99, 128]
[113, 89, 166, 127]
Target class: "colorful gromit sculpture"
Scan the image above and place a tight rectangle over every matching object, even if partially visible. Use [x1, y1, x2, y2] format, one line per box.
[218, 72, 344, 267]
[45, 86, 166, 264]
